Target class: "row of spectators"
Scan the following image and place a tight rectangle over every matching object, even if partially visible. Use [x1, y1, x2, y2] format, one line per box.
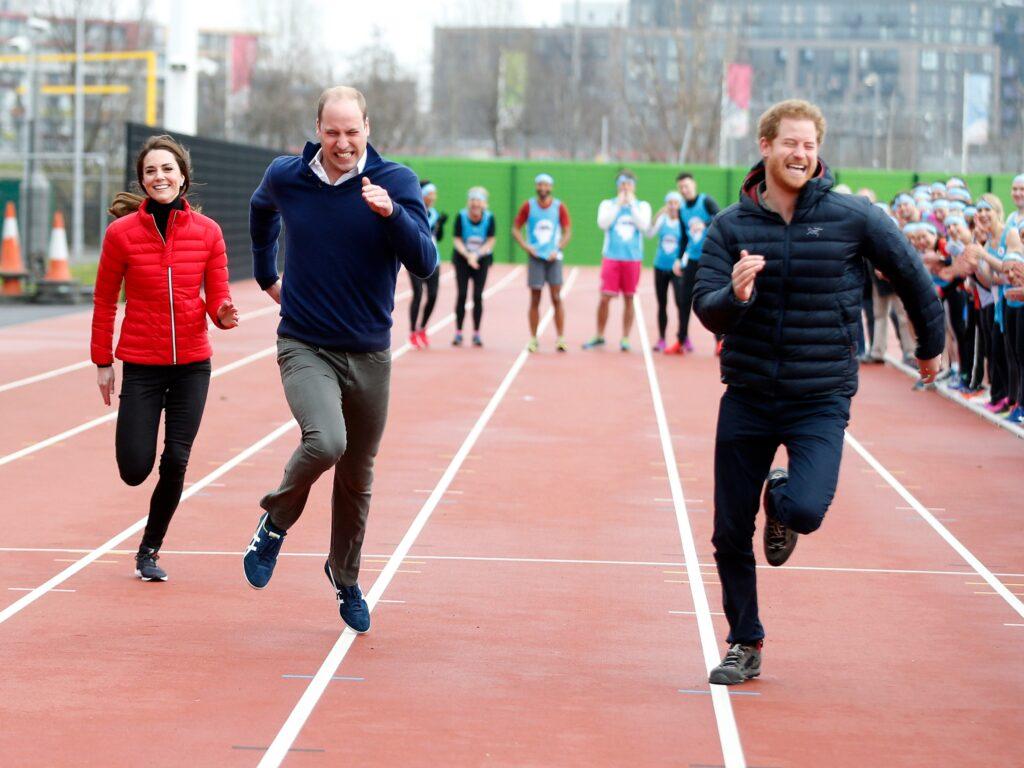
[848, 175, 1024, 423]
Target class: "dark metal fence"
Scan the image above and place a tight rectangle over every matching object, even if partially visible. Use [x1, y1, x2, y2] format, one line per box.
[125, 123, 283, 280]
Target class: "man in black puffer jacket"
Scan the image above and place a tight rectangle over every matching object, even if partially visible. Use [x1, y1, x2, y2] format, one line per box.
[693, 99, 944, 686]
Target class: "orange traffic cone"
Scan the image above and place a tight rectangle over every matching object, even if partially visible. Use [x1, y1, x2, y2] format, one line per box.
[0, 201, 26, 296]
[44, 211, 72, 282]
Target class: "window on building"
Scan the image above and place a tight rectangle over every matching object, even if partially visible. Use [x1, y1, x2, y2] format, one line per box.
[921, 49, 938, 71]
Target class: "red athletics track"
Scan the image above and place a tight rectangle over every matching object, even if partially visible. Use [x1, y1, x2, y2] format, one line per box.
[0, 265, 1022, 767]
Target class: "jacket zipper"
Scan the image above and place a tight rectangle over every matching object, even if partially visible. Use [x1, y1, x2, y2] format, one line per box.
[771, 219, 791, 391]
[149, 209, 178, 364]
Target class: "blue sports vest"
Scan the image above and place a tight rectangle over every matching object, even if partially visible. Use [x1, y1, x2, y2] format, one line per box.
[458, 209, 493, 256]
[680, 194, 714, 263]
[527, 198, 562, 260]
[603, 203, 643, 262]
[652, 215, 681, 271]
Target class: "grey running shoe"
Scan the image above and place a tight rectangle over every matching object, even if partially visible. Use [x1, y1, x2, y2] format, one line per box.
[763, 467, 797, 566]
[135, 546, 167, 582]
[708, 642, 762, 685]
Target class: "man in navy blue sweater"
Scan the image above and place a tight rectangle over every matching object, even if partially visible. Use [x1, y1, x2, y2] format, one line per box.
[243, 86, 437, 634]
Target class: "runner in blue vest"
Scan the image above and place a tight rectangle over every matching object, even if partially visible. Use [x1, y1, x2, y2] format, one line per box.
[676, 172, 720, 354]
[583, 171, 652, 352]
[408, 180, 447, 349]
[513, 173, 573, 353]
[646, 191, 687, 353]
[452, 187, 496, 347]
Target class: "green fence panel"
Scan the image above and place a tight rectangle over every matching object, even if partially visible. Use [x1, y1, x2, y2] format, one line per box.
[393, 154, 1019, 263]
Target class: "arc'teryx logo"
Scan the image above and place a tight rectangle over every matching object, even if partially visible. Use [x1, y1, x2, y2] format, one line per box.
[806, 226, 823, 237]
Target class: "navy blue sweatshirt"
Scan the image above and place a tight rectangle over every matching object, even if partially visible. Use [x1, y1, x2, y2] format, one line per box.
[251, 142, 437, 351]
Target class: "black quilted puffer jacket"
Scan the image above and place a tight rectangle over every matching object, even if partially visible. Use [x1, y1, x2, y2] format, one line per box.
[694, 160, 944, 399]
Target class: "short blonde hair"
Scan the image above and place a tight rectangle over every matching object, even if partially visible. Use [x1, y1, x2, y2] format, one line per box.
[317, 86, 367, 122]
[758, 99, 827, 145]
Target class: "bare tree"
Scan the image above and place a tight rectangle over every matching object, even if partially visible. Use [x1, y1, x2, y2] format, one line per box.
[343, 28, 422, 154]
[239, 0, 332, 151]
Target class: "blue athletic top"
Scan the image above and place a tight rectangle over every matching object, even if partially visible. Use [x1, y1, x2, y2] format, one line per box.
[652, 214, 682, 271]
[603, 204, 644, 262]
[527, 198, 562, 260]
[457, 209, 495, 256]
[680, 194, 715, 263]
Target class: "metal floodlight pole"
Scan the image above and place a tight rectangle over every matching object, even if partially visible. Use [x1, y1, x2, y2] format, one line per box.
[73, 2, 85, 263]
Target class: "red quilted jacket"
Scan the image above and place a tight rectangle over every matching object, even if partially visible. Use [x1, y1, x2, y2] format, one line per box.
[91, 198, 232, 366]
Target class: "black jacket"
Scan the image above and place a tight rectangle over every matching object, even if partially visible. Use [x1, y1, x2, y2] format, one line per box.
[693, 161, 944, 399]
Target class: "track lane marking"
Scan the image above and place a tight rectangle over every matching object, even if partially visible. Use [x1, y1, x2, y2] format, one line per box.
[635, 294, 746, 768]
[256, 268, 577, 766]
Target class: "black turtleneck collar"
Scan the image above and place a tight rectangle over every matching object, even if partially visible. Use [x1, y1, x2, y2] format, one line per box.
[147, 196, 184, 239]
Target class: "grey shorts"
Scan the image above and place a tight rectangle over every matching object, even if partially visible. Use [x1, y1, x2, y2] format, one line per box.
[528, 256, 563, 289]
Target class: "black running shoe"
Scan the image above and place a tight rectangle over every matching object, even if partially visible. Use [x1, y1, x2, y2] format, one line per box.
[135, 546, 167, 582]
[708, 642, 762, 685]
[763, 467, 797, 566]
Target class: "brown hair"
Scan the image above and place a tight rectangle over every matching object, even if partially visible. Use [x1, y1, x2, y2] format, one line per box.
[108, 135, 194, 218]
[317, 85, 367, 123]
[757, 99, 827, 145]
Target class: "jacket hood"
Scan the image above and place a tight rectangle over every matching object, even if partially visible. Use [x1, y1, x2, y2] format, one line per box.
[738, 159, 834, 213]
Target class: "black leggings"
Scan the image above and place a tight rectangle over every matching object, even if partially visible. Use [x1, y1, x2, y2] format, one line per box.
[678, 259, 699, 341]
[962, 298, 983, 388]
[1004, 304, 1024, 405]
[984, 305, 1009, 404]
[116, 360, 211, 550]
[453, 254, 492, 332]
[409, 266, 440, 331]
[942, 287, 967, 371]
[654, 267, 685, 342]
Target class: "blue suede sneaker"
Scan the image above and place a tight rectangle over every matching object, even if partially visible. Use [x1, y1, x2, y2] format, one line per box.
[243, 512, 286, 589]
[324, 560, 370, 634]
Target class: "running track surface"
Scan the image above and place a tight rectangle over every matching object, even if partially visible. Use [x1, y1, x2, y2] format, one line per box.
[0, 265, 1021, 767]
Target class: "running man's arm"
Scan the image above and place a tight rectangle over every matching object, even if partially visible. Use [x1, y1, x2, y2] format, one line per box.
[250, 161, 283, 291]
[378, 169, 438, 279]
[862, 203, 945, 361]
[692, 217, 758, 334]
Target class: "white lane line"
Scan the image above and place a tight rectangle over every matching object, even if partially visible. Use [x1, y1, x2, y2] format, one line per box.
[0, 268, 521, 623]
[0, 420, 297, 626]
[844, 430, 1024, 621]
[256, 267, 576, 767]
[0, 282, 433, 469]
[635, 294, 745, 768]
[0, 303, 281, 395]
[8, 587, 76, 593]
[4, 547, 1020, 578]
[883, 353, 1024, 439]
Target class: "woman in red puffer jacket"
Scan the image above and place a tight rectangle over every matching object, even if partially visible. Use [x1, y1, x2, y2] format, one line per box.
[91, 134, 239, 582]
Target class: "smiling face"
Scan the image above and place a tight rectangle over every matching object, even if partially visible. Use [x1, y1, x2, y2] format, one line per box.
[760, 118, 818, 195]
[535, 181, 552, 201]
[677, 177, 696, 201]
[141, 149, 184, 204]
[1012, 179, 1024, 211]
[316, 97, 369, 178]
